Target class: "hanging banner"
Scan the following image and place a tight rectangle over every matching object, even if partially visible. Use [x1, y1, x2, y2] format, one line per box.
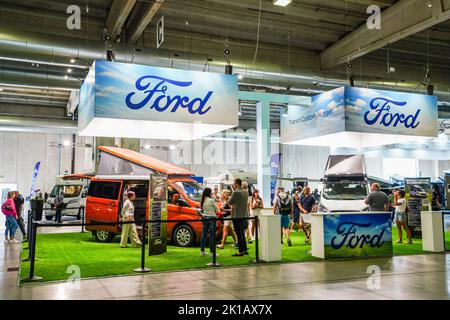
[270, 153, 282, 205]
[323, 213, 393, 259]
[78, 60, 239, 140]
[404, 177, 432, 237]
[26, 161, 41, 201]
[281, 86, 438, 148]
[148, 174, 168, 255]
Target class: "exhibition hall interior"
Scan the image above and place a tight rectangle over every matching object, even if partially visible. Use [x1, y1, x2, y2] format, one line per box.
[1, 0, 450, 303]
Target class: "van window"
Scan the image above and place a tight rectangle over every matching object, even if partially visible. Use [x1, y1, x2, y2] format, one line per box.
[50, 185, 83, 198]
[88, 181, 121, 200]
[323, 182, 368, 200]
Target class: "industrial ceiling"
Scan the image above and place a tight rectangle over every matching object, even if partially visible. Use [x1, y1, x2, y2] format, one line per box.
[0, 0, 449, 130]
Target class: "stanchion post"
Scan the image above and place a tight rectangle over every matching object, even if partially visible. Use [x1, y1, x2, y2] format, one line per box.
[253, 216, 260, 263]
[134, 219, 151, 273]
[25, 222, 42, 281]
[207, 217, 221, 267]
[81, 206, 85, 233]
[25, 210, 32, 244]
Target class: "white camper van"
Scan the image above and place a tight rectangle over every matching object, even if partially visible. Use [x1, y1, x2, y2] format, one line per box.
[317, 155, 370, 212]
[204, 170, 257, 194]
[44, 173, 93, 220]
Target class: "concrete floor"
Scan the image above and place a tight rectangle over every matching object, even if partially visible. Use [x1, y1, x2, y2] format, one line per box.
[1, 216, 449, 300]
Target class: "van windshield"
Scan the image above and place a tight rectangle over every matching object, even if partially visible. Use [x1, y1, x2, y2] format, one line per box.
[175, 181, 203, 202]
[323, 182, 368, 200]
[50, 185, 83, 198]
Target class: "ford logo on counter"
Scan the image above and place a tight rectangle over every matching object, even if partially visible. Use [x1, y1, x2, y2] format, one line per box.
[330, 222, 387, 250]
[364, 97, 421, 129]
[125, 75, 213, 115]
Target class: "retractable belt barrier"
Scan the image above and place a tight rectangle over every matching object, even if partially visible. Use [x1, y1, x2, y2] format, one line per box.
[23, 215, 260, 282]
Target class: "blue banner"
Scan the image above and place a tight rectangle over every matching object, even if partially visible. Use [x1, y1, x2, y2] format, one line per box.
[281, 86, 438, 144]
[26, 161, 41, 201]
[323, 213, 393, 258]
[270, 153, 281, 204]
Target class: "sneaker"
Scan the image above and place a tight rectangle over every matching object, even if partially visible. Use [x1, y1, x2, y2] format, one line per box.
[288, 240, 292, 247]
[395, 239, 403, 244]
[305, 237, 310, 244]
[4, 239, 9, 244]
[217, 244, 224, 249]
[200, 251, 206, 256]
[10, 239, 20, 244]
[407, 239, 413, 245]
[248, 238, 252, 244]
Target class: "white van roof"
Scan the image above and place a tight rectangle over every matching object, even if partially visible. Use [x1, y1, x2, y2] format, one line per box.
[324, 155, 367, 178]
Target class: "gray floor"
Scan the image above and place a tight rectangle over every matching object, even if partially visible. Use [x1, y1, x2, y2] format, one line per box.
[1, 216, 450, 300]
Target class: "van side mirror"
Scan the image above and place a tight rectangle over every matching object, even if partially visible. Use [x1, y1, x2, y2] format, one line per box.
[81, 190, 87, 198]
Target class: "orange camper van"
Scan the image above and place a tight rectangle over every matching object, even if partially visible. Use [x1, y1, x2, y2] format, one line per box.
[85, 146, 221, 247]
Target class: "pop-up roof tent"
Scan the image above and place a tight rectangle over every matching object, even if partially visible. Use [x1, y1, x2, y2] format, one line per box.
[97, 146, 193, 177]
[324, 154, 367, 180]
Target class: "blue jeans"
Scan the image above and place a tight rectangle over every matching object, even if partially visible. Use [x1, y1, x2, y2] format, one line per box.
[200, 217, 215, 252]
[5, 215, 18, 239]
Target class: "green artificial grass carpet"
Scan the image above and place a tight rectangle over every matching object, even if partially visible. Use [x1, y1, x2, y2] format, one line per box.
[19, 226, 450, 284]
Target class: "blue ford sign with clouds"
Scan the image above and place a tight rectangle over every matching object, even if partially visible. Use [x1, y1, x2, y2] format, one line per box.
[281, 86, 438, 148]
[78, 60, 238, 140]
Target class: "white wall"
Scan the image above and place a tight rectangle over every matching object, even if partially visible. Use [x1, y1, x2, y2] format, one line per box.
[0, 132, 94, 196]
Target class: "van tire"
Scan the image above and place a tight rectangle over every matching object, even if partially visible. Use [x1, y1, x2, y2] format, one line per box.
[45, 215, 53, 221]
[94, 230, 115, 243]
[173, 224, 195, 247]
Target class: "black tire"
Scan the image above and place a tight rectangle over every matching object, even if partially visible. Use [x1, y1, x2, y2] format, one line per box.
[173, 224, 195, 247]
[94, 230, 115, 243]
[45, 215, 53, 221]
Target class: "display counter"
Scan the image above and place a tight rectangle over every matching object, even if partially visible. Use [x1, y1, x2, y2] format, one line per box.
[311, 212, 393, 259]
[421, 211, 445, 252]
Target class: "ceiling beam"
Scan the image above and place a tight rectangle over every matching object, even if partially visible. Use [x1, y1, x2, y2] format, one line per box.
[127, 0, 165, 44]
[320, 0, 450, 70]
[106, 0, 137, 40]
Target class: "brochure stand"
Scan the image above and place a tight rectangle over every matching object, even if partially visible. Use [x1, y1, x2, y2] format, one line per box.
[421, 211, 445, 252]
[259, 210, 281, 262]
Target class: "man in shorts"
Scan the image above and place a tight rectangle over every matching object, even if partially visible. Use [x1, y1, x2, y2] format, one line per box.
[273, 187, 294, 246]
[299, 186, 316, 244]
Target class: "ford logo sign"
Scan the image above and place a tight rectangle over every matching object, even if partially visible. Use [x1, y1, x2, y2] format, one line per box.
[364, 97, 421, 129]
[125, 75, 213, 115]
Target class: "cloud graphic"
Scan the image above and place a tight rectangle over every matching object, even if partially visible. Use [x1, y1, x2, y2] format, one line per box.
[346, 105, 362, 113]
[354, 99, 367, 107]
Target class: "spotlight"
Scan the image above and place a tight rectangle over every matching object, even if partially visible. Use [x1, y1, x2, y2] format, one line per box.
[169, 145, 176, 151]
[237, 74, 243, 80]
[144, 144, 151, 150]
[67, 68, 72, 73]
[64, 75, 68, 79]
[427, 84, 434, 95]
[225, 64, 233, 75]
[62, 140, 71, 147]
[70, 58, 76, 63]
[349, 76, 355, 87]
[106, 47, 115, 62]
[426, 1, 432, 7]
[273, 0, 292, 6]
[224, 48, 230, 55]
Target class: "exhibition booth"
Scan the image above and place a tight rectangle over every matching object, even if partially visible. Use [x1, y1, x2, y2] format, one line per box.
[19, 61, 450, 284]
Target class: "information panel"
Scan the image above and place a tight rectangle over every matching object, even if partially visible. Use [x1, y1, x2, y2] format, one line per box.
[323, 213, 393, 259]
[148, 174, 168, 256]
[404, 177, 432, 237]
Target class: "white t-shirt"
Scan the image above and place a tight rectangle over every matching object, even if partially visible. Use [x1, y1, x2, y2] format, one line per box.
[396, 198, 407, 213]
[121, 199, 135, 218]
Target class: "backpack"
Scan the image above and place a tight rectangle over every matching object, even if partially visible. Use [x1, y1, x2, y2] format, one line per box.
[278, 196, 292, 215]
[1, 201, 12, 215]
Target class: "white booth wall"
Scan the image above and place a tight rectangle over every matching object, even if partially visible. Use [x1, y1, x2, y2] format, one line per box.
[0, 132, 94, 196]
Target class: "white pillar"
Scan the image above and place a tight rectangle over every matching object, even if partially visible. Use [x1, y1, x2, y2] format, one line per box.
[256, 101, 271, 207]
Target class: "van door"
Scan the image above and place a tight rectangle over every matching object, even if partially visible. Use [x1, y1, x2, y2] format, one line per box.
[86, 180, 123, 232]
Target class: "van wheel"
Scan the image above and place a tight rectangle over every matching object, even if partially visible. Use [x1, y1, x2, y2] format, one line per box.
[94, 230, 115, 243]
[45, 215, 53, 221]
[173, 225, 195, 247]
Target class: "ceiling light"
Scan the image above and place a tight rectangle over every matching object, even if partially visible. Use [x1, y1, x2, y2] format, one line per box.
[426, 2, 432, 7]
[67, 68, 72, 73]
[0, 88, 3, 92]
[144, 144, 151, 150]
[70, 58, 76, 63]
[273, 0, 292, 6]
[169, 144, 176, 151]
[237, 73, 243, 80]
[64, 75, 68, 79]
[62, 140, 71, 147]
